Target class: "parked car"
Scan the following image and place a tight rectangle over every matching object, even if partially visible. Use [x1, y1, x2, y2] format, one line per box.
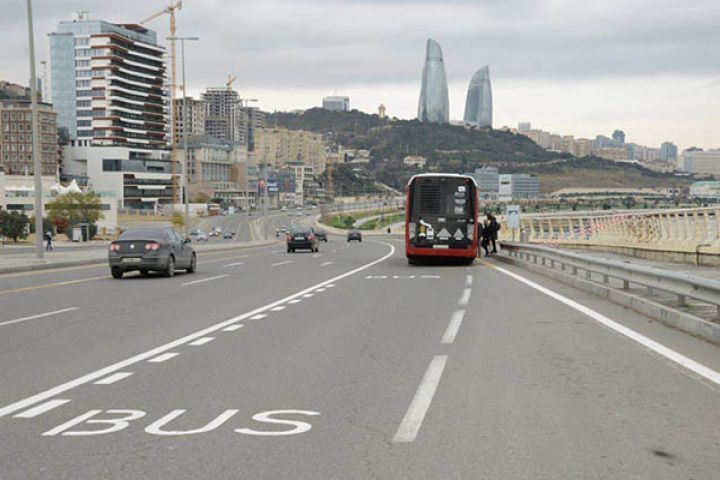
[108, 227, 196, 279]
[347, 229, 362, 242]
[196, 231, 209, 241]
[315, 229, 328, 242]
[287, 227, 319, 253]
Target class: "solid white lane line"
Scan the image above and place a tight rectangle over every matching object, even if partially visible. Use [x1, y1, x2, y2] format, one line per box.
[182, 274, 230, 286]
[458, 288, 472, 306]
[466, 275, 473, 287]
[393, 355, 448, 443]
[222, 324, 244, 332]
[271, 261, 292, 267]
[320, 261, 334, 267]
[188, 337, 214, 346]
[0, 307, 78, 328]
[94, 372, 133, 385]
[250, 314, 267, 320]
[491, 264, 720, 387]
[14, 399, 70, 418]
[224, 262, 245, 267]
[288, 299, 302, 304]
[442, 310, 466, 344]
[0, 242, 395, 419]
[147, 353, 179, 363]
[270, 306, 286, 312]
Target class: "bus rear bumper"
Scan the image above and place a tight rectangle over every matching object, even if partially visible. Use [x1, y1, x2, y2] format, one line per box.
[405, 244, 477, 259]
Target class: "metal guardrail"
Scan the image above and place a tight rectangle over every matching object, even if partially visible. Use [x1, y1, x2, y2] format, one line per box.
[501, 242, 720, 321]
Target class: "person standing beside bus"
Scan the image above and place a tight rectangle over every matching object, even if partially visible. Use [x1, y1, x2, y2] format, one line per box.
[480, 219, 491, 256]
[487, 214, 500, 254]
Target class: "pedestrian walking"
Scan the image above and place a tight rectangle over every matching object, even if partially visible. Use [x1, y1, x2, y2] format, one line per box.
[45, 230, 53, 251]
[487, 214, 500, 254]
[480, 219, 491, 256]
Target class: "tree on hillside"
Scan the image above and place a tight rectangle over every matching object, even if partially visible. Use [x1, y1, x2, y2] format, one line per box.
[0, 211, 30, 242]
[46, 192, 103, 236]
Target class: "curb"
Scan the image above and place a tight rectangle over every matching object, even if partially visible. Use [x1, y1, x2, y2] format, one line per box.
[494, 253, 720, 346]
[0, 240, 279, 276]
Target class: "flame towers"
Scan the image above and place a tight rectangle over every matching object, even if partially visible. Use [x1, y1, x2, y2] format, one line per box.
[417, 39, 449, 123]
[464, 66, 493, 128]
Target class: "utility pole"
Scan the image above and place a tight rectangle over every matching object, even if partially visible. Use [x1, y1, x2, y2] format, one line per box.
[168, 35, 199, 237]
[26, 0, 43, 259]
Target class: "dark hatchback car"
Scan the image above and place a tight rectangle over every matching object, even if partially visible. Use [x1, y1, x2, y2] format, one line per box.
[109, 228, 196, 279]
[347, 229, 362, 242]
[287, 228, 319, 253]
[315, 229, 328, 242]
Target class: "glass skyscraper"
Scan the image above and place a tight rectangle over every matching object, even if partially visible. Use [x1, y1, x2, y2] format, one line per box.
[417, 39, 449, 124]
[463, 66, 492, 128]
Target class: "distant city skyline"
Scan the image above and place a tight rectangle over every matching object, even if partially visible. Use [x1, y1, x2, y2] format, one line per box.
[2, 0, 718, 150]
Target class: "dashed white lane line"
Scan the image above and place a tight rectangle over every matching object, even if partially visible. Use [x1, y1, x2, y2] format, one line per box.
[271, 261, 293, 267]
[147, 353, 179, 363]
[271, 306, 286, 312]
[250, 314, 267, 320]
[222, 324, 244, 332]
[302, 294, 314, 298]
[0, 241, 396, 419]
[458, 288, 472, 306]
[320, 261, 334, 267]
[224, 262, 245, 267]
[442, 310, 465, 344]
[182, 274, 230, 286]
[393, 355, 448, 443]
[94, 372, 133, 385]
[0, 307, 79, 328]
[465, 275, 473, 287]
[315, 288, 326, 293]
[326, 284, 336, 288]
[14, 399, 71, 418]
[188, 337, 215, 346]
[288, 299, 302, 304]
[313, 254, 322, 258]
[489, 263, 720, 387]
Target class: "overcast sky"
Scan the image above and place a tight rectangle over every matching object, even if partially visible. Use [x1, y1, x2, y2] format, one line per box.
[3, 0, 719, 150]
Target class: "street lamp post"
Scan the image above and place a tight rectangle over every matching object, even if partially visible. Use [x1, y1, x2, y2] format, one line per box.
[168, 36, 199, 237]
[26, 0, 43, 259]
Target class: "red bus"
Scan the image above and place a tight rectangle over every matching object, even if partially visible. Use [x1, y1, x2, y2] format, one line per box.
[405, 174, 479, 264]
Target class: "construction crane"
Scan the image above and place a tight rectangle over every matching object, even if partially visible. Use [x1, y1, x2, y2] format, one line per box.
[141, 1, 183, 205]
[226, 75, 237, 90]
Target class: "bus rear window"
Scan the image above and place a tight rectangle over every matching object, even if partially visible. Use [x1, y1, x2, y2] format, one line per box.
[414, 178, 469, 217]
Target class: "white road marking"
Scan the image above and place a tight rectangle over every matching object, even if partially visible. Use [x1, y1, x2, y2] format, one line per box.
[491, 264, 720, 387]
[302, 294, 314, 298]
[0, 307, 78, 328]
[224, 262, 245, 267]
[420, 275, 441, 279]
[315, 288, 326, 293]
[188, 337, 215, 346]
[250, 314, 267, 320]
[147, 353, 178, 363]
[288, 299, 302, 304]
[270, 306, 286, 312]
[182, 275, 230, 286]
[313, 254, 322, 258]
[0, 242, 396, 419]
[393, 355, 448, 443]
[465, 275, 473, 287]
[320, 261, 334, 267]
[325, 284, 336, 288]
[271, 261, 292, 267]
[14, 399, 70, 418]
[442, 310, 466, 344]
[94, 372, 133, 385]
[222, 324, 244, 332]
[458, 288, 472, 306]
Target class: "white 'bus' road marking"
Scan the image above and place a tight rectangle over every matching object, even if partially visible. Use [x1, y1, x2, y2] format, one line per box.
[320, 261, 334, 267]
[458, 288, 472, 306]
[189, 337, 215, 346]
[14, 399, 70, 418]
[147, 353, 178, 363]
[442, 310, 466, 344]
[466, 275, 473, 287]
[490, 264, 720, 387]
[224, 262, 245, 267]
[393, 355, 448, 443]
[182, 275, 230, 286]
[0, 242, 396, 419]
[222, 324, 244, 332]
[0, 307, 78, 328]
[94, 372, 133, 385]
[272, 261, 292, 267]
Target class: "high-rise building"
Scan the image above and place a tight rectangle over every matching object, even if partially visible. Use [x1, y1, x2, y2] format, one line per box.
[0, 100, 59, 176]
[254, 126, 326, 174]
[49, 12, 166, 149]
[463, 66, 492, 128]
[175, 97, 206, 140]
[203, 87, 242, 144]
[471, 166, 499, 198]
[660, 142, 678, 164]
[417, 38, 449, 123]
[612, 129, 626, 144]
[681, 149, 720, 174]
[322, 96, 350, 112]
[240, 106, 266, 151]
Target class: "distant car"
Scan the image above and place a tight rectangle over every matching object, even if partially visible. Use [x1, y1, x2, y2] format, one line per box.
[189, 229, 199, 236]
[108, 227, 196, 279]
[280, 226, 289, 234]
[223, 231, 235, 239]
[196, 231, 209, 241]
[347, 229, 362, 242]
[281, 206, 288, 211]
[315, 229, 328, 242]
[287, 227, 319, 253]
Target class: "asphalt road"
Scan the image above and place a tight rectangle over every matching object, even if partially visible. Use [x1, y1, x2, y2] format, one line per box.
[0, 233, 718, 479]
